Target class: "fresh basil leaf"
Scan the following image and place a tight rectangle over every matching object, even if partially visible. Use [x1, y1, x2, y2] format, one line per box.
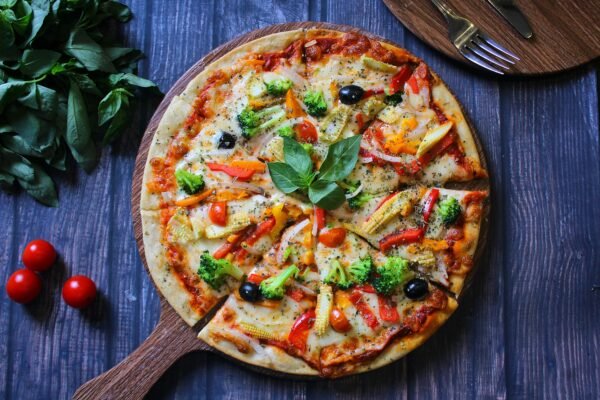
[1, 106, 56, 157]
[308, 180, 346, 210]
[0, 80, 30, 113]
[0, 10, 15, 49]
[102, 102, 129, 144]
[99, 0, 131, 22]
[24, 3, 48, 45]
[66, 79, 96, 171]
[12, 0, 32, 36]
[267, 162, 304, 194]
[65, 72, 100, 96]
[17, 160, 57, 206]
[108, 72, 156, 88]
[64, 28, 115, 73]
[318, 135, 361, 182]
[20, 49, 60, 77]
[46, 139, 66, 171]
[0, 0, 18, 8]
[282, 136, 313, 181]
[104, 47, 141, 63]
[98, 87, 130, 126]
[0, 145, 34, 181]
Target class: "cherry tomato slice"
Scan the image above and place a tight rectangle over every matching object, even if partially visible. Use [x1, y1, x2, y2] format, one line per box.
[6, 268, 42, 304]
[294, 120, 318, 143]
[318, 227, 347, 248]
[329, 307, 351, 333]
[22, 239, 57, 272]
[314, 206, 326, 231]
[62, 275, 97, 309]
[209, 202, 228, 226]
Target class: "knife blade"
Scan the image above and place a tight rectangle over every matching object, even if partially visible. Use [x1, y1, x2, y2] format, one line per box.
[487, 0, 533, 39]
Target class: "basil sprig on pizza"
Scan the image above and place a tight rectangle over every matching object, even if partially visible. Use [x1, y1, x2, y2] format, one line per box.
[140, 28, 488, 377]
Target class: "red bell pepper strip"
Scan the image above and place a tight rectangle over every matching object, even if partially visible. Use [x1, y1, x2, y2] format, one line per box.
[362, 88, 385, 99]
[379, 227, 425, 253]
[206, 162, 255, 181]
[314, 206, 326, 231]
[378, 295, 400, 323]
[421, 188, 440, 223]
[288, 309, 316, 352]
[247, 273, 265, 284]
[212, 227, 251, 259]
[389, 66, 412, 94]
[406, 75, 419, 93]
[245, 216, 276, 246]
[349, 289, 379, 330]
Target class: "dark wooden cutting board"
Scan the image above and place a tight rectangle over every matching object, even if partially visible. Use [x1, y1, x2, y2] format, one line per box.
[72, 21, 490, 400]
[383, 0, 600, 75]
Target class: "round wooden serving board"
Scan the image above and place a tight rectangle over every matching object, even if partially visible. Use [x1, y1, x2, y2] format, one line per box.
[383, 0, 600, 75]
[73, 21, 490, 400]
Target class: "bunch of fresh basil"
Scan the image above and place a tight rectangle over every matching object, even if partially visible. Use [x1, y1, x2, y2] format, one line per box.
[0, 0, 160, 206]
[268, 136, 361, 210]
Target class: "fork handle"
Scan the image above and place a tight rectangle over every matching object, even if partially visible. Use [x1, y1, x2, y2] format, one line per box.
[430, 0, 459, 22]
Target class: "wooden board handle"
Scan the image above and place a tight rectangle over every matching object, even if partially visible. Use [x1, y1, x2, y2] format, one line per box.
[72, 304, 203, 400]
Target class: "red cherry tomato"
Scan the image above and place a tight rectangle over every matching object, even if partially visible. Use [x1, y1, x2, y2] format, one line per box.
[318, 227, 347, 248]
[6, 268, 42, 304]
[209, 202, 228, 226]
[62, 275, 97, 309]
[22, 239, 57, 272]
[329, 307, 351, 333]
[294, 120, 318, 143]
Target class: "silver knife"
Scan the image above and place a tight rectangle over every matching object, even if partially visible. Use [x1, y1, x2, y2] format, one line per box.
[487, 0, 533, 39]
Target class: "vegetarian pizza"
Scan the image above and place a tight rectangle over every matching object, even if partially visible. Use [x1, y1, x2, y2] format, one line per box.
[140, 27, 488, 377]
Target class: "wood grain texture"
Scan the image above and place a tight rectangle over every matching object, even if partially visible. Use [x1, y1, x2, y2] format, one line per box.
[0, 0, 598, 399]
[383, 0, 600, 75]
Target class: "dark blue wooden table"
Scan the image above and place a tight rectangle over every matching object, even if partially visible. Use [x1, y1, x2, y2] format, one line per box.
[1, 1, 599, 399]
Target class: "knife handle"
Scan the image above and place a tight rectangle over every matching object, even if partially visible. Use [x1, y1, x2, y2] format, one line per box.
[72, 302, 205, 400]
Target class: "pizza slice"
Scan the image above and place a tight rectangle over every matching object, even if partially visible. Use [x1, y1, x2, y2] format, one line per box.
[331, 187, 488, 295]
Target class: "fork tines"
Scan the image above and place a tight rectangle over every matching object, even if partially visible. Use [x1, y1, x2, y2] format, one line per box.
[461, 32, 520, 74]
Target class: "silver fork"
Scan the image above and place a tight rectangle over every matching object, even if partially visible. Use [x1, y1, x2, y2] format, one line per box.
[430, 0, 519, 74]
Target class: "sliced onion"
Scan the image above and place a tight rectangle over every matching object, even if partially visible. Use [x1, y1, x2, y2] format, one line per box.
[368, 147, 406, 163]
[312, 209, 318, 237]
[277, 219, 310, 263]
[359, 156, 373, 164]
[223, 181, 264, 194]
[291, 281, 316, 296]
[204, 149, 234, 158]
[345, 182, 364, 199]
[278, 67, 308, 88]
[252, 131, 275, 156]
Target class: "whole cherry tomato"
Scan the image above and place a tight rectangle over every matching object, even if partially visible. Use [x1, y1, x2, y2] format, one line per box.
[209, 202, 228, 226]
[6, 268, 42, 304]
[318, 227, 347, 248]
[62, 275, 97, 309]
[22, 239, 57, 272]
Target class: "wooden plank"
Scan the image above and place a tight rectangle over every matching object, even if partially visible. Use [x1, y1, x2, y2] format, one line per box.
[0, 195, 15, 400]
[501, 67, 600, 398]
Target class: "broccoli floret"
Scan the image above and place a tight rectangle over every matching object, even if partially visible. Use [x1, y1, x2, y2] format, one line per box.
[237, 105, 286, 138]
[300, 143, 314, 154]
[265, 79, 293, 96]
[437, 196, 461, 225]
[198, 252, 244, 290]
[303, 90, 327, 117]
[323, 260, 353, 290]
[372, 256, 410, 295]
[260, 265, 299, 300]
[175, 169, 205, 195]
[347, 256, 373, 284]
[384, 92, 403, 105]
[343, 180, 374, 209]
[348, 192, 374, 209]
[277, 125, 295, 138]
